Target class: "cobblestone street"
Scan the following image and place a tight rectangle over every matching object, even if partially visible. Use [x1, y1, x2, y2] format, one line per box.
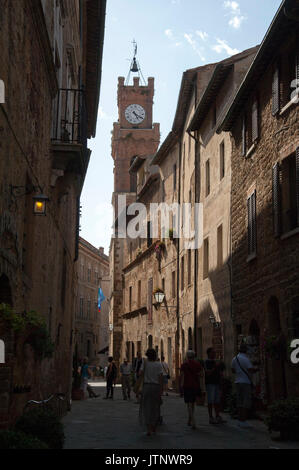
[62, 382, 299, 450]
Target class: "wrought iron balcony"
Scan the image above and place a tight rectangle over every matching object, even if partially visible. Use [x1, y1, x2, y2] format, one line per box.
[51, 88, 90, 177]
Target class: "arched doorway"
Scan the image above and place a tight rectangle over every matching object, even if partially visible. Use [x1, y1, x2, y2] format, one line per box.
[267, 297, 287, 401]
[148, 335, 153, 349]
[0, 274, 13, 305]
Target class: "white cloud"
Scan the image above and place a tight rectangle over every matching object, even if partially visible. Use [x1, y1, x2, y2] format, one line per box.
[196, 30, 209, 42]
[184, 33, 206, 61]
[212, 38, 239, 56]
[165, 29, 174, 39]
[98, 106, 113, 121]
[223, 1, 245, 29]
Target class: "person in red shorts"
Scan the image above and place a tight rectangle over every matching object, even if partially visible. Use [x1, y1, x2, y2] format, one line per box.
[180, 350, 203, 429]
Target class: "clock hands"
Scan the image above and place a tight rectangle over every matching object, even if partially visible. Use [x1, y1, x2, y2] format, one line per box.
[133, 111, 143, 120]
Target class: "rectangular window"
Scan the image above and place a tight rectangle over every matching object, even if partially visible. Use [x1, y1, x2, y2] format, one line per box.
[138, 280, 141, 307]
[205, 160, 210, 197]
[173, 164, 177, 191]
[276, 150, 299, 234]
[203, 238, 209, 279]
[242, 115, 247, 157]
[147, 221, 152, 248]
[87, 300, 91, 319]
[80, 298, 84, 318]
[272, 66, 280, 116]
[162, 278, 165, 293]
[220, 141, 225, 180]
[217, 225, 223, 268]
[188, 250, 192, 286]
[172, 271, 176, 298]
[252, 98, 259, 142]
[129, 286, 132, 312]
[88, 268, 91, 283]
[247, 190, 257, 257]
[148, 278, 153, 324]
[181, 256, 185, 291]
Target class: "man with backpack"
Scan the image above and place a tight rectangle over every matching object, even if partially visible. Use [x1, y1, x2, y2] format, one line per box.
[104, 357, 117, 400]
[231, 343, 256, 428]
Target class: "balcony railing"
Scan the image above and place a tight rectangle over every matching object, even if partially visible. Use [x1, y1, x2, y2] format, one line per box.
[51, 88, 87, 147]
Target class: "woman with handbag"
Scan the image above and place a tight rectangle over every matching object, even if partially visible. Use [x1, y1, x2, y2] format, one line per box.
[161, 356, 170, 396]
[139, 348, 164, 436]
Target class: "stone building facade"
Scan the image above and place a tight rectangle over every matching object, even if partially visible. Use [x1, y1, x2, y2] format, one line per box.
[0, 0, 106, 428]
[75, 238, 110, 368]
[187, 48, 258, 372]
[218, 0, 299, 402]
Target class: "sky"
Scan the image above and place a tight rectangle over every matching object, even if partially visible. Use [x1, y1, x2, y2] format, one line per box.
[80, 0, 282, 254]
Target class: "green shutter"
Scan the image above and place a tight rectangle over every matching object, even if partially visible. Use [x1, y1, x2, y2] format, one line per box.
[272, 67, 280, 116]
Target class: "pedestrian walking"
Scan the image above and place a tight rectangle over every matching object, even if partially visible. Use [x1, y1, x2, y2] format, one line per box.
[104, 357, 117, 400]
[231, 343, 256, 428]
[81, 357, 92, 399]
[139, 348, 163, 436]
[120, 358, 132, 400]
[204, 347, 226, 424]
[161, 356, 170, 396]
[180, 350, 203, 430]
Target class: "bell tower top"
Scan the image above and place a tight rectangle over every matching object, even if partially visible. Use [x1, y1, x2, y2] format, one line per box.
[117, 76, 155, 129]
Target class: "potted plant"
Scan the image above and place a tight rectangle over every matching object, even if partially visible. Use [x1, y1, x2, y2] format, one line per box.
[267, 398, 299, 441]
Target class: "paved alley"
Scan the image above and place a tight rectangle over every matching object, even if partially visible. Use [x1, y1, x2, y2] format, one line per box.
[62, 382, 299, 450]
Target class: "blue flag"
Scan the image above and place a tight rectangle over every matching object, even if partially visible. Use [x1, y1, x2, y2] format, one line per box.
[98, 288, 105, 313]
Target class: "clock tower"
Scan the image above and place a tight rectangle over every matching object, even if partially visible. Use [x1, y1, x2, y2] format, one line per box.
[112, 76, 160, 194]
[109, 74, 160, 365]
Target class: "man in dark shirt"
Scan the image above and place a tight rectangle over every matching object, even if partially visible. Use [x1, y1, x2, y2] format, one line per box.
[204, 347, 226, 424]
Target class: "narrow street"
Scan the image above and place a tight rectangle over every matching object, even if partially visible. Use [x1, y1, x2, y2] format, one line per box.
[63, 382, 299, 450]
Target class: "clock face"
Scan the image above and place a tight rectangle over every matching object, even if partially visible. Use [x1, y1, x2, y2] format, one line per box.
[125, 104, 146, 124]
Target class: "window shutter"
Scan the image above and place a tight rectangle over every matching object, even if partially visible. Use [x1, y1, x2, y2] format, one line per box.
[252, 191, 257, 254]
[272, 163, 282, 237]
[248, 191, 257, 255]
[296, 148, 299, 226]
[252, 99, 259, 142]
[242, 116, 246, 156]
[272, 67, 280, 116]
[148, 278, 153, 324]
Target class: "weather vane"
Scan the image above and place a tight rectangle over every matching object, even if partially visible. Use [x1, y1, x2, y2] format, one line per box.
[125, 40, 146, 86]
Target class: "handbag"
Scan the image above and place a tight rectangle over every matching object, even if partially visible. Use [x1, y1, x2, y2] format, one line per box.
[133, 360, 146, 395]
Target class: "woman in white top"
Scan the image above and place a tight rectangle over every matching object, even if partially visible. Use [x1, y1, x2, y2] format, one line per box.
[139, 348, 163, 436]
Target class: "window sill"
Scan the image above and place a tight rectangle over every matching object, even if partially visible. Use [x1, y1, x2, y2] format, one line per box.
[247, 253, 257, 263]
[280, 227, 299, 240]
[245, 142, 257, 159]
[279, 96, 298, 116]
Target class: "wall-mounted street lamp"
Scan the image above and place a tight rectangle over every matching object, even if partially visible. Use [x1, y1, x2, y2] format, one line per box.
[10, 185, 49, 216]
[153, 290, 177, 311]
[209, 313, 221, 329]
